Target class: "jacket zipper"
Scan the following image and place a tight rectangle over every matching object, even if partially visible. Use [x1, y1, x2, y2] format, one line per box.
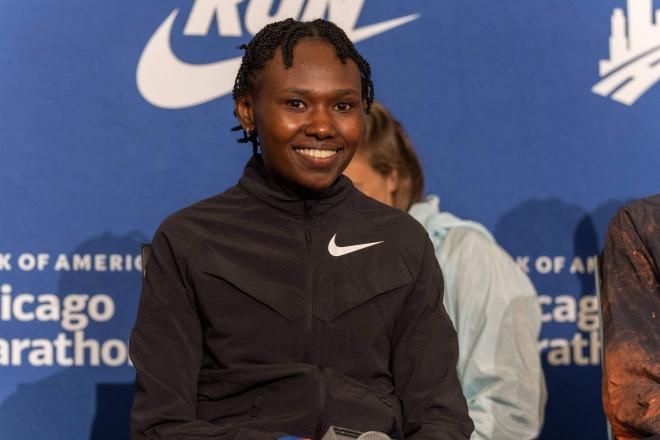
[315, 366, 326, 440]
[303, 206, 313, 362]
[304, 205, 326, 438]
[304, 206, 327, 438]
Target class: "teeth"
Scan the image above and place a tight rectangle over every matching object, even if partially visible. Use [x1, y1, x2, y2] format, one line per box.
[295, 148, 337, 159]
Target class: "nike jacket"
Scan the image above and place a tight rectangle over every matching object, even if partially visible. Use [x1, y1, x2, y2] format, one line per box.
[129, 156, 473, 440]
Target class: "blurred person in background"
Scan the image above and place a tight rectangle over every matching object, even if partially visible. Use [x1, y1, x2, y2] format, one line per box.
[601, 194, 660, 440]
[344, 101, 547, 440]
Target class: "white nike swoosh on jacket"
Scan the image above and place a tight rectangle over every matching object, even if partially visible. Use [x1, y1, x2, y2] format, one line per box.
[328, 233, 383, 257]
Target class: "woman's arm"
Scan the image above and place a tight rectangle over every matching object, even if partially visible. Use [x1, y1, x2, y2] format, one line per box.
[130, 226, 290, 440]
[130, 226, 220, 438]
[390, 238, 474, 440]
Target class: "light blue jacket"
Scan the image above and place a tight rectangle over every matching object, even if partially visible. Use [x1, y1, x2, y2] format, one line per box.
[409, 195, 547, 440]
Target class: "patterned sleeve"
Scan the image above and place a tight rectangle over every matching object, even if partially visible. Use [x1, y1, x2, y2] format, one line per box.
[601, 197, 660, 440]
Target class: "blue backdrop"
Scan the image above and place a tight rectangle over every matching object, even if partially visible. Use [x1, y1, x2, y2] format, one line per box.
[1, 0, 659, 438]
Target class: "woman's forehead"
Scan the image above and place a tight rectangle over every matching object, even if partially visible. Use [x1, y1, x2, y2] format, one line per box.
[256, 39, 361, 92]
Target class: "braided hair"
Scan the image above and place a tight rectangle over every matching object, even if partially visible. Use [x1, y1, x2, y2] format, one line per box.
[231, 18, 375, 154]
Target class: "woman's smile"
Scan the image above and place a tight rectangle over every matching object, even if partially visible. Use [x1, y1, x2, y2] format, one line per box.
[292, 144, 344, 169]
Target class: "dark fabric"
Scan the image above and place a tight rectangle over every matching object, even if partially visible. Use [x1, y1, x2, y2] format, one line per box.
[601, 194, 660, 440]
[129, 156, 473, 440]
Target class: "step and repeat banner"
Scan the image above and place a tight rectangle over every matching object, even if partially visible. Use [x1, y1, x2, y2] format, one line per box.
[1, 0, 658, 439]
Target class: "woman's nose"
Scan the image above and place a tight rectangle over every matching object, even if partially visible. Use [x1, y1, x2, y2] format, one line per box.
[303, 107, 337, 139]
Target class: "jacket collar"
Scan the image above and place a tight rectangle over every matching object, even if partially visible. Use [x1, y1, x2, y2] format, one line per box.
[238, 155, 354, 217]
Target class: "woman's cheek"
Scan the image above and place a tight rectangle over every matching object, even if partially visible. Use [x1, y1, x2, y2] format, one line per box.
[341, 117, 365, 148]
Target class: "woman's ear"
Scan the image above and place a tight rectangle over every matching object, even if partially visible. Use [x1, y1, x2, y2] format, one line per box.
[386, 169, 400, 195]
[235, 96, 255, 132]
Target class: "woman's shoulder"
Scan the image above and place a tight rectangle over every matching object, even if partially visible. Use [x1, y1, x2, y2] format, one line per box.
[153, 184, 248, 254]
[411, 196, 494, 241]
[348, 187, 432, 256]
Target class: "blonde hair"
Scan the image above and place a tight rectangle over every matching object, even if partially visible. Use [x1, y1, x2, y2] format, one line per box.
[358, 101, 424, 211]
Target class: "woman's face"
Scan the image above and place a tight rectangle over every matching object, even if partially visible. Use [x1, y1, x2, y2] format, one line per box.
[236, 39, 365, 192]
[343, 153, 398, 208]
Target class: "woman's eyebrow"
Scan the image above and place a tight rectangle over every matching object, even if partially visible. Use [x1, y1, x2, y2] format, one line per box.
[333, 88, 360, 96]
[282, 88, 360, 97]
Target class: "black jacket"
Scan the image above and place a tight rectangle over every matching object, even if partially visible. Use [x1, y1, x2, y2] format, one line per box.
[130, 157, 473, 439]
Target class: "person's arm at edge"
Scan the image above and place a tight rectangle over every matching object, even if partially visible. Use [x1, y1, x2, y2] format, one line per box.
[601, 205, 660, 439]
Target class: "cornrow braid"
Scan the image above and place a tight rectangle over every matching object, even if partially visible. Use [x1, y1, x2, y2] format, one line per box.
[232, 18, 375, 154]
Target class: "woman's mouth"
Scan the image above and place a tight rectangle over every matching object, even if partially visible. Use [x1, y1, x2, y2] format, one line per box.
[293, 147, 340, 160]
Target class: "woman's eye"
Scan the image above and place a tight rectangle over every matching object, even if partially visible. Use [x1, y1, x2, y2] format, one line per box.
[286, 99, 305, 109]
[334, 102, 353, 112]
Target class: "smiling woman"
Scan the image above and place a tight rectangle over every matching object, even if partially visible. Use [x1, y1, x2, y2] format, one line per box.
[129, 18, 473, 440]
[235, 39, 364, 191]
[231, 18, 373, 193]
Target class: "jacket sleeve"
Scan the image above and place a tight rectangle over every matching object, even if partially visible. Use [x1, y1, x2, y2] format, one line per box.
[391, 238, 474, 440]
[601, 206, 660, 439]
[129, 226, 290, 440]
[440, 228, 546, 440]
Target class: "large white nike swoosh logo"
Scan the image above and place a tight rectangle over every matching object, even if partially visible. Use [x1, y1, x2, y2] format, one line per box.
[328, 233, 383, 257]
[136, 9, 420, 109]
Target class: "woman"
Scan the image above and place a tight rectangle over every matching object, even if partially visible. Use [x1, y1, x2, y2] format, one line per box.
[344, 102, 546, 440]
[130, 19, 473, 440]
